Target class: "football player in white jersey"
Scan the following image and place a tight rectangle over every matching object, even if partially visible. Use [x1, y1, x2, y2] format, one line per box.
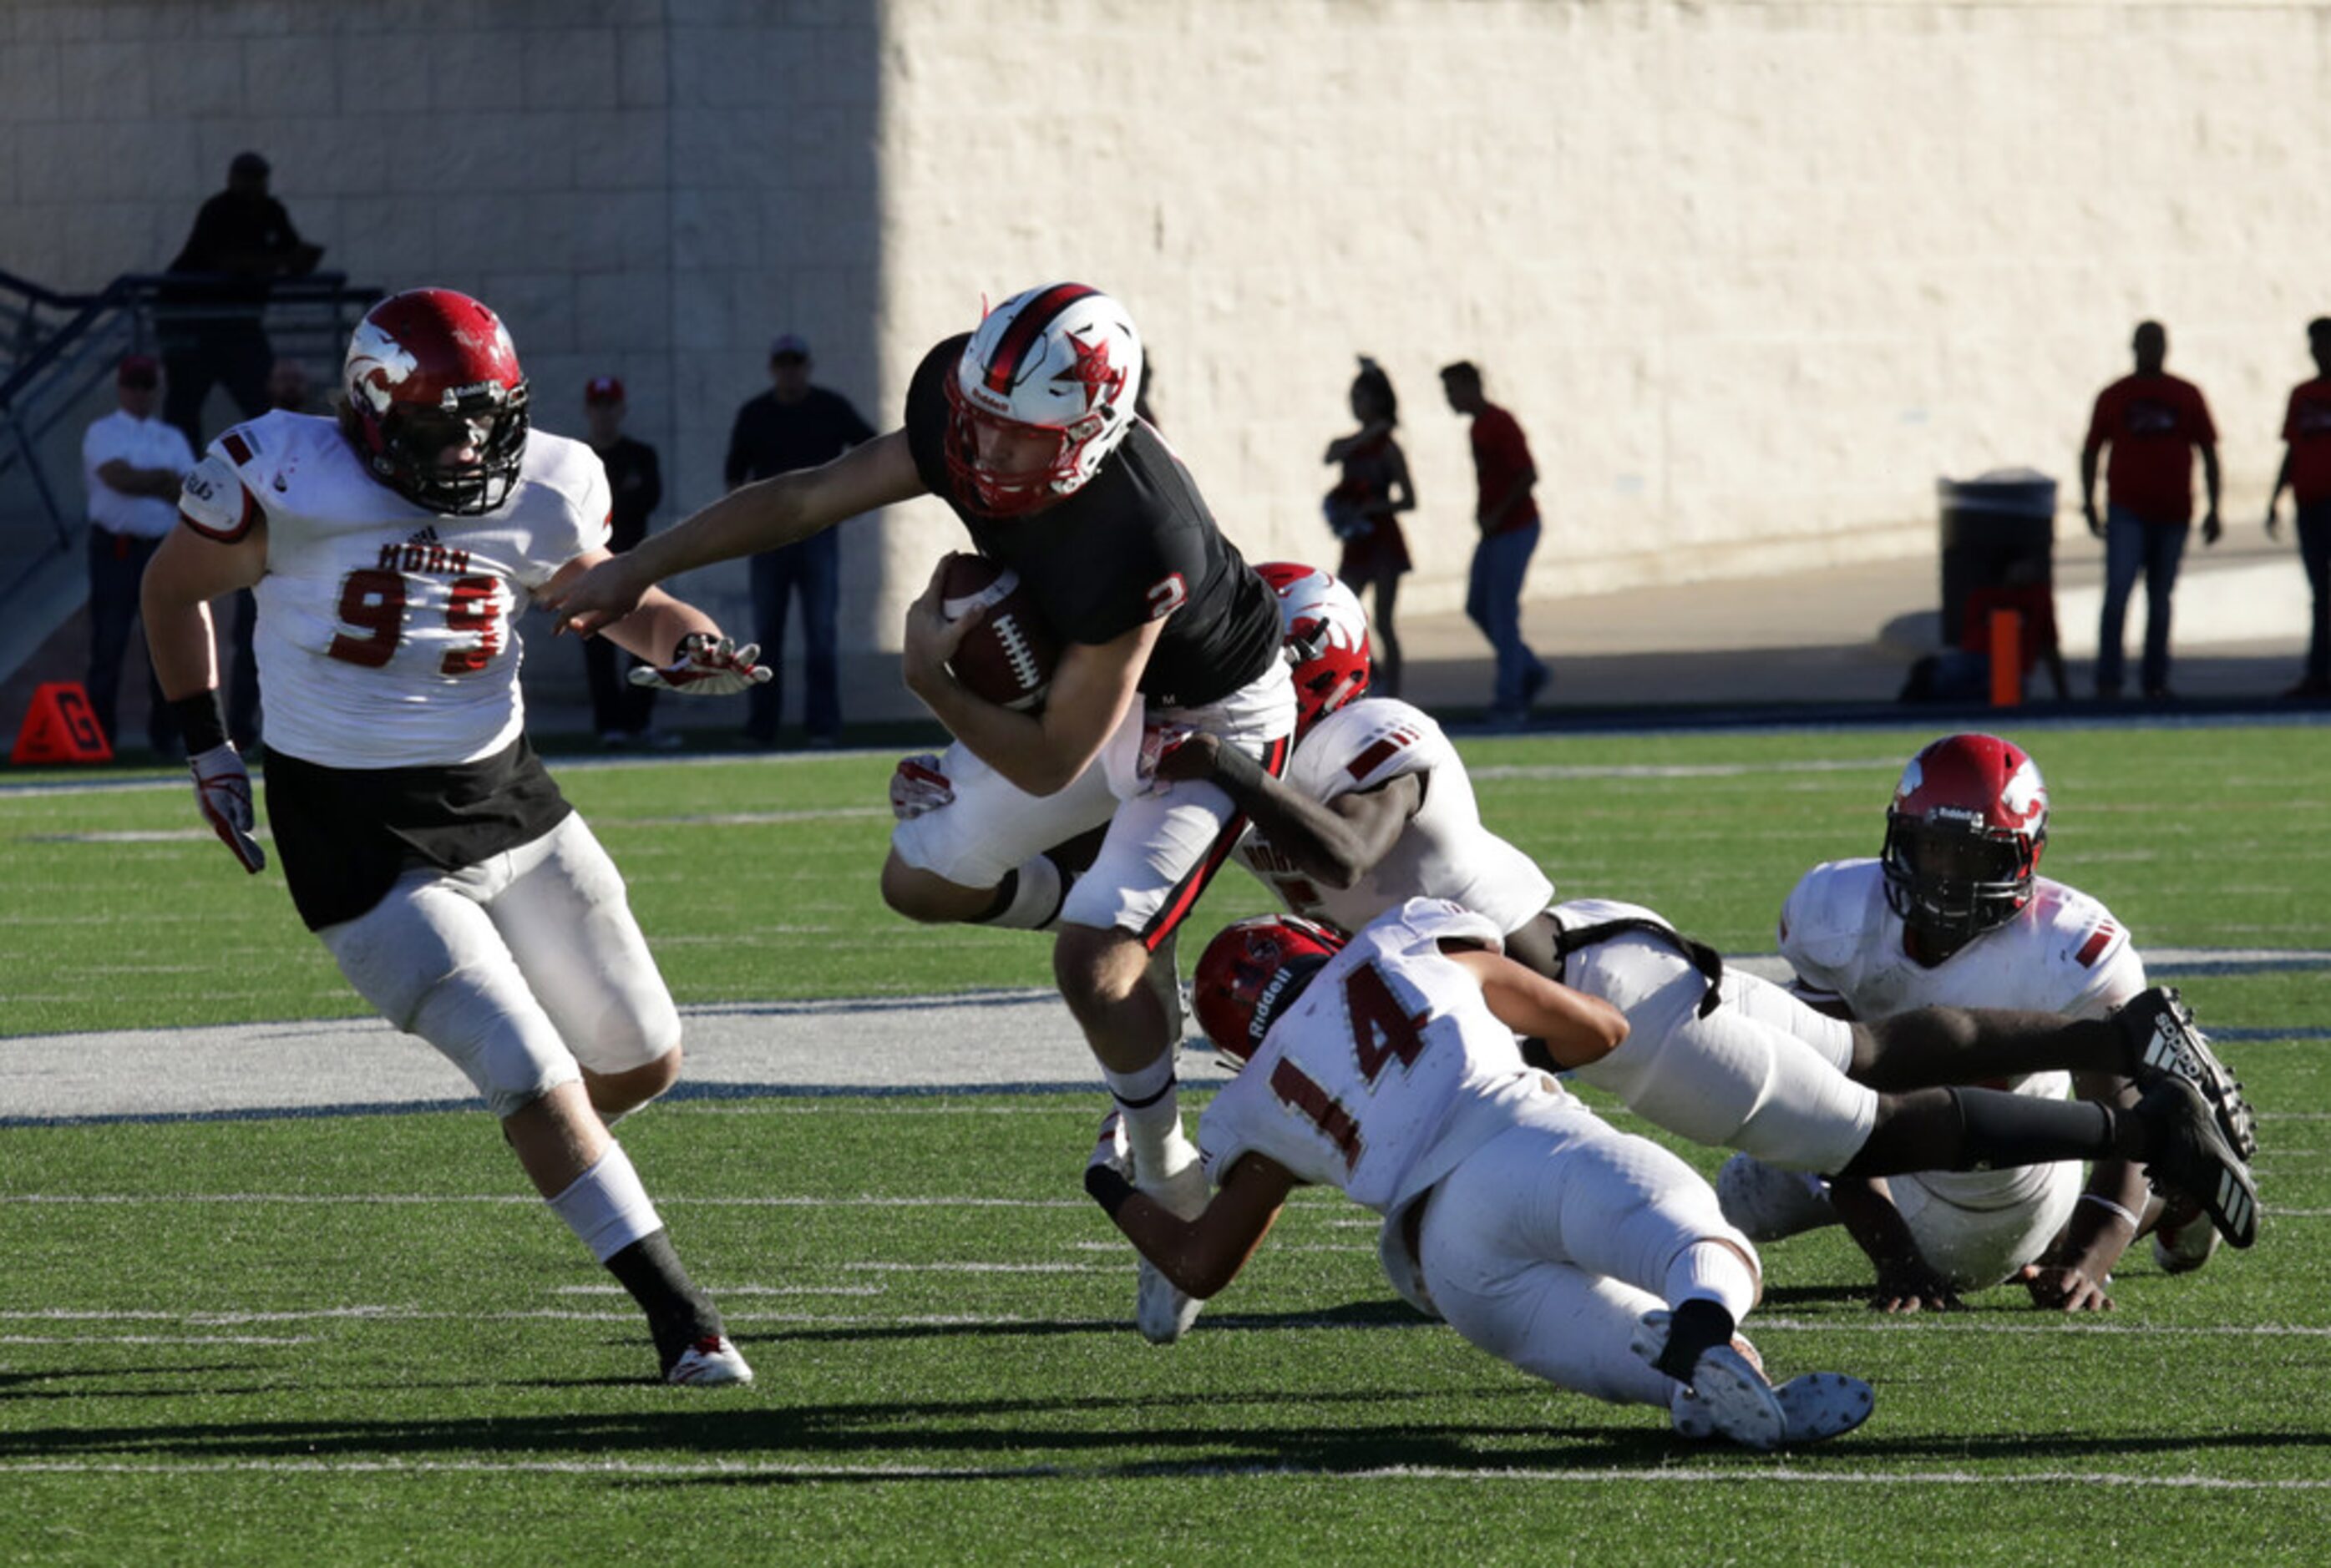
[1152, 565, 2259, 1257]
[1718, 733, 2227, 1311]
[139, 288, 769, 1387]
[1083, 899, 1877, 1450]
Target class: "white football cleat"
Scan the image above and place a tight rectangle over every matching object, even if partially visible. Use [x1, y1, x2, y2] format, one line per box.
[1635, 1311, 1783, 1451]
[1134, 1132, 1209, 1345]
[1716, 1153, 1836, 1242]
[2151, 1195, 2222, 1276]
[666, 1333, 753, 1387]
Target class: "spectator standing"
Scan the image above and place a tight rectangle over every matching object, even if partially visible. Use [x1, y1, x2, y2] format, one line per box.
[1442, 361, 1548, 726]
[84, 355, 196, 756]
[582, 377, 672, 747]
[1321, 357, 1413, 698]
[2264, 316, 2331, 701]
[725, 333, 875, 747]
[158, 152, 324, 453]
[2080, 321, 2221, 701]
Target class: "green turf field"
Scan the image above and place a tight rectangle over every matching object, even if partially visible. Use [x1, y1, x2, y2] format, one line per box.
[2, 723, 2325, 1565]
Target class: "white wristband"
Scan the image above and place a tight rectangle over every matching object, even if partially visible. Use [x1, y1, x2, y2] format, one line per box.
[2079, 1193, 2141, 1231]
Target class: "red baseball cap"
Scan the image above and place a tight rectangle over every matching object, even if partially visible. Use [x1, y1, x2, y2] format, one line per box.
[585, 376, 625, 405]
[118, 354, 160, 388]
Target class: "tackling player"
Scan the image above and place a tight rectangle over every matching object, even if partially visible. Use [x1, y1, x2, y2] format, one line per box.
[1717, 733, 2224, 1312]
[1085, 898, 1877, 1451]
[546, 284, 1295, 1343]
[1147, 565, 2259, 1256]
[141, 288, 767, 1386]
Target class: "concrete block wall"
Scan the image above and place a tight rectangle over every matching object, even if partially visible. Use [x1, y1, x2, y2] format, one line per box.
[4, 0, 2327, 725]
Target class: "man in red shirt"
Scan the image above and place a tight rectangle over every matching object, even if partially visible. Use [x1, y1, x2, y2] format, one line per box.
[1442, 361, 1548, 726]
[2079, 321, 2221, 701]
[2264, 316, 2331, 700]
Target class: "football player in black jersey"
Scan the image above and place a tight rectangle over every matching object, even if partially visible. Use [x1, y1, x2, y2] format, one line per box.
[549, 284, 1296, 1343]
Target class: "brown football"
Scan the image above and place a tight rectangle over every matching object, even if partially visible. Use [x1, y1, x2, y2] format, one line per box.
[939, 554, 1058, 711]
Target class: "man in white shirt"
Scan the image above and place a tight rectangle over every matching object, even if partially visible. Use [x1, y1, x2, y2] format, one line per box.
[84, 354, 197, 756]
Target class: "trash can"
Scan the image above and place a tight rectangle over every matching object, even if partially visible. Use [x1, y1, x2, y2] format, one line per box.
[1937, 468, 2056, 650]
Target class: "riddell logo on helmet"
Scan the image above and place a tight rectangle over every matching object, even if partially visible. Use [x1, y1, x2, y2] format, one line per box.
[443, 380, 509, 407]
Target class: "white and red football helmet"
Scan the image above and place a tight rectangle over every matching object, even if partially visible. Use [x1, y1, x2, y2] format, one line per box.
[1881, 733, 2049, 943]
[943, 282, 1143, 517]
[340, 287, 530, 516]
[1257, 561, 1371, 735]
[1192, 913, 1347, 1066]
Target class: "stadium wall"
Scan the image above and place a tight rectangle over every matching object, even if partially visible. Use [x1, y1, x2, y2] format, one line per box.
[3, 1, 2324, 715]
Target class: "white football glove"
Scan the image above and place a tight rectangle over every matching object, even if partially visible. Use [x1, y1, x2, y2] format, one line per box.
[189, 743, 266, 874]
[889, 753, 955, 821]
[629, 633, 773, 696]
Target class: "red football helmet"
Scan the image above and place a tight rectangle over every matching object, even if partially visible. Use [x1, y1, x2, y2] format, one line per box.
[942, 282, 1143, 517]
[340, 288, 530, 516]
[1192, 913, 1348, 1066]
[1256, 562, 1371, 734]
[1881, 733, 2050, 943]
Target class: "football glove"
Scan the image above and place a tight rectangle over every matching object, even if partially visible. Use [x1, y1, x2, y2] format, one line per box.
[629, 633, 773, 696]
[189, 743, 266, 874]
[889, 753, 955, 821]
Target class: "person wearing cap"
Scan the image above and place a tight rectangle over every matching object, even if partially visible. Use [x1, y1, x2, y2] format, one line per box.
[724, 333, 875, 747]
[159, 151, 325, 451]
[583, 377, 671, 748]
[84, 355, 198, 756]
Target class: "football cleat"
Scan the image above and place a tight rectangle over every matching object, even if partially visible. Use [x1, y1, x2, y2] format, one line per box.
[2132, 1075, 2259, 1250]
[2151, 1194, 2222, 1277]
[1634, 1311, 1783, 1452]
[1134, 1133, 1210, 1345]
[665, 1333, 754, 1387]
[2116, 987, 2257, 1161]
[1716, 1154, 1837, 1242]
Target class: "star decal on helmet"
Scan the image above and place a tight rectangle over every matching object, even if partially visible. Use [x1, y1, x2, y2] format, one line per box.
[1052, 330, 1126, 411]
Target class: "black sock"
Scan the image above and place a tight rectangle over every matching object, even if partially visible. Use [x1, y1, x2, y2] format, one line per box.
[1947, 1086, 2116, 1171]
[1655, 1297, 1737, 1383]
[606, 1229, 721, 1367]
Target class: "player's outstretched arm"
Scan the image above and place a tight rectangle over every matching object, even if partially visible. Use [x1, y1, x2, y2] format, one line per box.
[1445, 947, 1629, 1068]
[2019, 1071, 2146, 1313]
[548, 429, 925, 637]
[1084, 1115, 1293, 1299]
[1155, 732, 1418, 889]
[141, 520, 271, 874]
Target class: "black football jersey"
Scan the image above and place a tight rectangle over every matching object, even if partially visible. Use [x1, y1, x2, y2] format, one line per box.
[905, 334, 1280, 709]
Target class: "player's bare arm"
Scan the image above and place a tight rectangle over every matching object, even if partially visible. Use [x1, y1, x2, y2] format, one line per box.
[548, 428, 925, 637]
[1156, 732, 1419, 889]
[1443, 946, 1629, 1068]
[2018, 1070, 2147, 1313]
[1095, 1148, 1296, 1300]
[1827, 1176, 1965, 1313]
[902, 561, 1160, 797]
[542, 547, 718, 664]
[140, 518, 268, 701]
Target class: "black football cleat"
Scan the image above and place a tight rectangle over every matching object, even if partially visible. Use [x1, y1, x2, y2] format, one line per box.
[2116, 987, 2257, 1161]
[2134, 1075, 2259, 1250]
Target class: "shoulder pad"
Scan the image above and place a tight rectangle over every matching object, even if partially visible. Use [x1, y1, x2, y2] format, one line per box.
[1777, 860, 1883, 983]
[525, 431, 614, 559]
[177, 449, 260, 542]
[1291, 698, 1450, 800]
[1391, 896, 1505, 954]
[2030, 879, 2138, 983]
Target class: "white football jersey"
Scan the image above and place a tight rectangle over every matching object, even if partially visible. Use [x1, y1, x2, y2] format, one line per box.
[1235, 699, 1554, 935]
[1198, 898, 1568, 1222]
[1778, 858, 2146, 1211]
[180, 412, 611, 767]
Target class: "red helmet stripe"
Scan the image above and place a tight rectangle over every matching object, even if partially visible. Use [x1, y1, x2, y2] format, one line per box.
[981, 284, 1099, 396]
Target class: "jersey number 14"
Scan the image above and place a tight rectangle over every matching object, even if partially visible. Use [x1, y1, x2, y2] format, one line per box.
[1268, 959, 1432, 1171]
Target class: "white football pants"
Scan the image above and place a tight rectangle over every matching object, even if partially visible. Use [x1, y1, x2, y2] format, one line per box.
[1416, 1095, 1760, 1409]
[317, 813, 680, 1119]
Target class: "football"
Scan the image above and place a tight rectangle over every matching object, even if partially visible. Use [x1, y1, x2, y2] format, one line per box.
[939, 554, 1058, 711]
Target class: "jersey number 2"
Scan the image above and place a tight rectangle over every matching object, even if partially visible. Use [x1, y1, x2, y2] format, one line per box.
[327, 569, 502, 675]
[1268, 959, 1432, 1171]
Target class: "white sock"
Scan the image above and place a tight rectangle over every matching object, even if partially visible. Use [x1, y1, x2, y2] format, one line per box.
[1663, 1240, 1758, 1324]
[1102, 1055, 1186, 1181]
[546, 1142, 663, 1264]
[979, 856, 1067, 930]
